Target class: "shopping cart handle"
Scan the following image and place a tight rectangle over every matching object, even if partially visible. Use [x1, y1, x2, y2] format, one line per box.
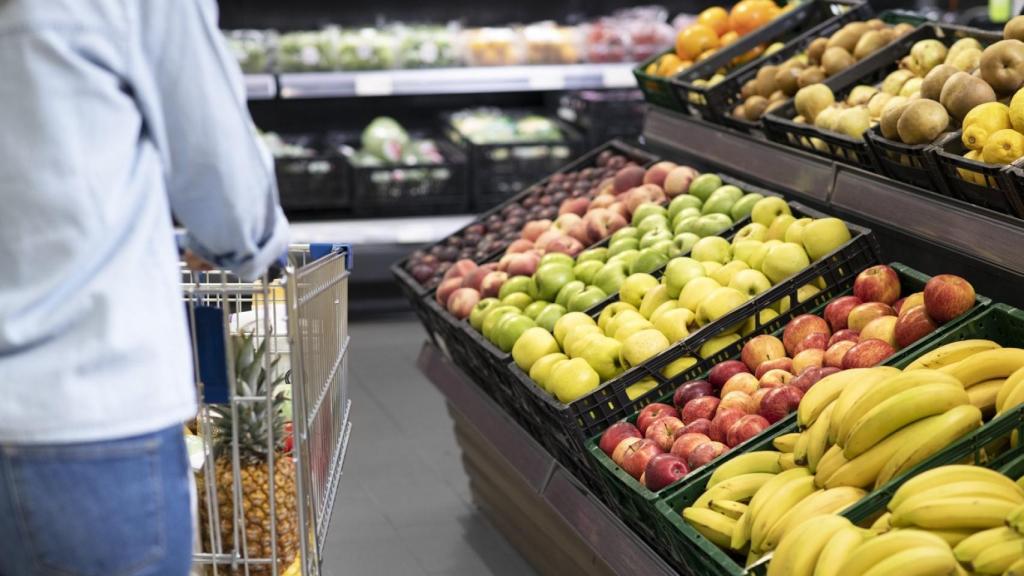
[310, 243, 353, 270]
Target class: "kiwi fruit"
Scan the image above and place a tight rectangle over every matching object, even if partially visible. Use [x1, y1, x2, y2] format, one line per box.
[980, 40, 1024, 96]
[897, 99, 950, 144]
[921, 64, 960, 101]
[733, 104, 747, 119]
[940, 71, 997, 121]
[853, 30, 888, 61]
[827, 28, 862, 54]
[822, 47, 856, 77]
[797, 67, 827, 89]
[880, 96, 911, 139]
[775, 63, 803, 96]
[745, 96, 769, 120]
[756, 65, 780, 97]
[807, 38, 829, 65]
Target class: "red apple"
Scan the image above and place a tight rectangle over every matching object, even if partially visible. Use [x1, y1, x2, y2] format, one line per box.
[645, 416, 687, 451]
[673, 380, 714, 409]
[727, 415, 771, 447]
[583, 208, 628, 244]
[828, 329, 860, 347]
[644, 161, 678, 188]
[447, 288, 480, 319]
[675, 418, 712, 439]
[923, 275, 975, 324]
[612, 437, 642, 466]
[755, 357, 794, 380]
[824, 296, 863, 332]
[479, 271, 508, 298]
[793, 332, 829, 356]
[893, 297, 906, 315]
[783, 314, 831, 356]
[681, 396, 721, 424]
[710, 409, 747, 443]
[792, 348, 825, 375]
[721, 372, 760, 397]
[789, 366, 825, 393]
[462, 263, 498, 291]
[506, 252, 541, 277]
[741, 335, 787, 372]
[708, 360, 751, 390]
[521, 219, 552, 242]
[442, 259, 477, 282]
[435, 277, 464, 306]
[751, 387, 771, 411]
[636, 403, 679, 435]
[824, 340, 857, 368]
[614, 165, 646, 193]
[894, 305, 939, 349]
[854, 265, 902, 305]
[687, 441, 729, 470]
[505, 238, 535, 255]
[719, 391, 757, 415]
[671, 432, 712, 461]
[644, 453, 689, 491]
[842, 338, 895, 369]
[897, 292, 925, 317]
[599, 422, 642, 456]
[622, 438, 664, 479]
[545, 235, 584, 257]
[759, 369, 794, 388]
[758, 385, 804, 423]
[847, 302, 896, 333]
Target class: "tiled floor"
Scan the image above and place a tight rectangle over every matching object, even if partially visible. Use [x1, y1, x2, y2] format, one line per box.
[321, 315, 538, 576]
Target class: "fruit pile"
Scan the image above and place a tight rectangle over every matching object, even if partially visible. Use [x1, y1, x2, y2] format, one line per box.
[768, 465, 1024, 576]
[733, 19, 914, 123]
[645, 2, 785, 79]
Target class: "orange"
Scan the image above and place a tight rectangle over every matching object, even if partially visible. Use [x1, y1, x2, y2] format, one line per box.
[676, 24, 721, 61]
[697, 6, 730, 37]
[731, 43, 765, 66]
[656, 53, 684, 76]
[697, 49, 719, 62]
[729, 0, 779, 36]
[720, 31, 740, 46]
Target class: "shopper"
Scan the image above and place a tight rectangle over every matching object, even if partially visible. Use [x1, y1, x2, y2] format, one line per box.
[0, 1, 288, 574]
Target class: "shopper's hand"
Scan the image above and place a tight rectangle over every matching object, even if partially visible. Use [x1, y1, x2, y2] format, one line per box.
[184, 250, 214, 272]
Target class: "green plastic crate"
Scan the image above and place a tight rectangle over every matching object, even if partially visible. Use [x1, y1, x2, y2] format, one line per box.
[651, 303, 1024, 576]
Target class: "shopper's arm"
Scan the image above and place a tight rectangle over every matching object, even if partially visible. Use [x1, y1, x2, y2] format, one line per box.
[140, 0, 288, 280]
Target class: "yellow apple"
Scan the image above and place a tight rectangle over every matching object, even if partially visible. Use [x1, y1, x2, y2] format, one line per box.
[621, 329, 672, 367]
[553, 312, 597, 347]
[579, 335, 626, 381]
[802, 217, 852, 261]
[564, 325, 603, 357]
[696, 286, 749, 329]
[783, 217, 813, 244]
[766, 214, 797, 241]
[748, 239, 782, 271]
[679, 276, 722, 312]
[639, 284, 673, 319]
[549, 358, 600, 403]
[605, 309, 647, 338]
[662, 356, 698, 379]
[751, 196, 792, 227]
[619, 273, 659, 308]
[597, 301, 638, 333]
[529, 353, 568, 391]
[653, 308, 692, 344]
[691, 236, 732, 264]
[732, 222, 768, 244]
[613, 317, 655, 342]
[729, 269, 772, 298]
[512, 327, 561, 371]
[649, 300, 679, 325]
[700, 332, 741, 357]
[733, 240, 765, 265]
[740, 308, 780, 335]
[702, 261, 723, 276]
[761, 242, 811, 284]
[710, 260, 750, 286]
[626, 377, 659, 400]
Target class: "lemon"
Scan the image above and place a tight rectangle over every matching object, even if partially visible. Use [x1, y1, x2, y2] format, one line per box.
[1010, 87, 1024, 133]
[962, 102, 1011, 151]
[981, 128, 1024, 165]
[958, 150, 987, 185]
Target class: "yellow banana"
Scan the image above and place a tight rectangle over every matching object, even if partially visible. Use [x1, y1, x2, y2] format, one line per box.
[815, 444, 848, 488]
[971, 538, 1024, 575]
[761, 486, 866, 551]
[779, 452, 798, 470]
[891, 496, 1017, 530]
[869, 511, 892, 534]
[905, 339, 1001, 371]
[926, 528, 976, 547]
[766, 514, 851, 576]
[694, 472, 776, 508]
[751, 475, 816, 552]
[838, 370, 962, 447]
[825, 415, 949, 489]
[707, 451, 783, 488]
[806, 403, 835, 473]
[709, 499, 748, 520]
[942, 348, 1024, 388]
[1005, 556, 1024, 576]
[1000, 368, 1024, 415]
[798, 368, 893, 429]
[1008, 503, 1024, 535]
[997, 366, 1024, 413]
[891, 480, 1024, 518]
[731, 508, 751, 551]
[860, 545, 959, 576]
[793, 429, 811, 466]
[814, 525, 868, 576]
[682, 506, 736, 549]
[967, 378, 1004, 415]
[829, 371, 891, 445]
[890, 465, 1024, 512]
[835, 529, 951, 576]
[954, 526, 1022, 564]
[843, 383, 970, 459]
[747, 467, 811, 522]
[773, 432, 800, 453]
[873, 405, 983, 489]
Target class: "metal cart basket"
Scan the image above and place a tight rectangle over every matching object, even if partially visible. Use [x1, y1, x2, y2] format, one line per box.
[182, 243, 352, 576]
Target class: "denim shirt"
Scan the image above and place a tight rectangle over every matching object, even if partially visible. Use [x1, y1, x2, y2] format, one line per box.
[0, 0, 289, 443]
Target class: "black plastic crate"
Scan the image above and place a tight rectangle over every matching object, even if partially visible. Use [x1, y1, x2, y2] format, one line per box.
[865, 125, 952, 194]
[444, 112, 586, 212]
[557, 89, 646, 149]
[505, 203, 880, 480]
[272, 134, 350, 212]
[933, 129, 1024, 218]
[673, 0, 873, 130]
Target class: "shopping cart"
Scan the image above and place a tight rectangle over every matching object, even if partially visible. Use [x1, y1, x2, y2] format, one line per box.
[182, 243, 352, 576]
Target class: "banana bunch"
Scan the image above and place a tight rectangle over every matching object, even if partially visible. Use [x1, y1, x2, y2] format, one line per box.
[909, 340, 1024, 417]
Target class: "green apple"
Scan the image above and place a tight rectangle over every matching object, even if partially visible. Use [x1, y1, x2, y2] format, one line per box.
[577, 247, 609, 264]
[621, 329, 671, 367]
[751, 196, 792, 227]
[730, 193, 764, 221]
[802, 217, 852, 261]
[702, 261, 722, 276]
[639, 229, 673, 249]
[555, 280, 586, 309]
[663, 257, 705, 299]
[650, 239, 679, 258]
[592, 261, 629, 296]
[597, 302, 638, 333]
[688, 174, 723, 202]
[740, 308, 779, 336]
[611, 226, 640, 243]
[783, 217, 813, 245]
[626, 378, 659, 400]
[732, 240, 764, 265]
[712, 185, 744, 203]
[523, 300, 549, 320]
[652, 308, 692, 344]
[540, 252, 575, 268]
[613, 317, 654, 342]
[668, 195, 704, 220]
[631, 203, 667, 226]
[733, 222, 768, 244]
[701, 185, 743, 215]
[529, 353, 568, 391]
[674, 215, 701, 236]
[563, 324, 602, 357]
[469, 298, 501, 331]
[498, 276, 532, 300]
[649, 300, 679, 325]
[728, 269, 772, 298]
[748, 240, 782, 271]
[568, 286, 608, 313]
[619, 273, 659, 308]
[678, 276, 721, 312]
[493, 313, 536, 352]
[662, 356, 698, 379]
[694, 214, 734, 238]
[637, 214, 670, 237]
[527, 278, 540, 300]
[579, 335, 625, 381]
[553, 312, 597, 348]
[534, 303, 567, 332]
[608, 237, 639, 256]
[573, 260, 604, 285]
[696, 286, 748, 329]
[502, 291, 534, 310]
[548, 358, 600, 403]
[761, 242, 811, 284]
[691, 236, 732, 264]
[766, 213, 796, 241]
[699, 332, 741, 357]
[481, 305, 520, 341]
[605, 310, 646, 339]
[534, 263, 575, 302]
[710, 260, 749, 286]
[512, 327, 560, 371]
[672, 207, 703, 233]
[629, 248, 669, 275]
[638, 284, 672, 319]
[673, 232, 701, 256]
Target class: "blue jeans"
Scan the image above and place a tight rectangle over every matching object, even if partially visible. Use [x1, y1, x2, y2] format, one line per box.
[0, 426, 193, 576]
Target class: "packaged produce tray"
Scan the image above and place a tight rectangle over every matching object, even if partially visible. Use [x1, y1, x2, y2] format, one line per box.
[583, 263, 989, 556]
[557, 89, 646, 149]
[933, 129, 1024, 218]
[504, 203, 880, 485]
[634, 0, 870, 114]
[673, 0, 874, 131]
[652, 301, 1013, 576]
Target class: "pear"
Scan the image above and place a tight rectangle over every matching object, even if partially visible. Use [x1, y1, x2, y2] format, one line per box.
[899, 77, 924, 98]
[866, 18, 886, 30]
[797, 67, 826, 89]
[940, 71, 997, 122]
[835, 106, 871, 140]
[879, 96, 911, 139]
[948, 48, 982, 72]
[847, 84, 878, 106]
[908, 39, 948, 76]
[807, 38, 829, 65]
[980, 40, 1024, 96]
[822, 47, 856, 77]
[814, 105, 842, 131]
[897, 99, 949, 144]
[920, 64, 960, 101]
[946, 37, 984, 65]
[1006, 16, 1024, 42]
[867, 92, 894, 118]
[853, 30, 888, 61]
[893, 23, 917, 37]
[882, 69, 915, 95]
[795, 84, 835, 123]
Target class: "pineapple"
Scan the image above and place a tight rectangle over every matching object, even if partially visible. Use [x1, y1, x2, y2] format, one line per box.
[200, 331, 298, 575]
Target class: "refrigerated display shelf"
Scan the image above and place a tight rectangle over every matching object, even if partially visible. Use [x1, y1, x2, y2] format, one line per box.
[245, 74, 277, 99]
